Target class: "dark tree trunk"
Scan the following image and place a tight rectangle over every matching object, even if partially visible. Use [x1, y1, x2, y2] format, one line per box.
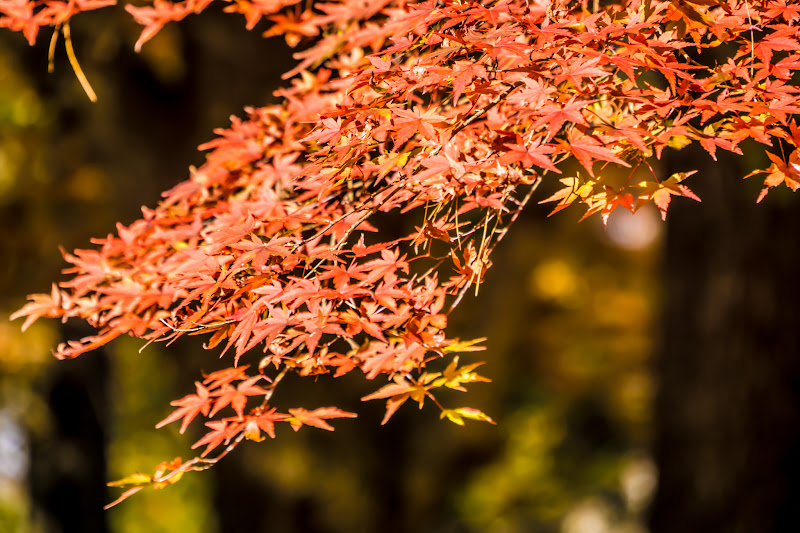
[29, 323, 110, 533]
[650, 146, 800, 533]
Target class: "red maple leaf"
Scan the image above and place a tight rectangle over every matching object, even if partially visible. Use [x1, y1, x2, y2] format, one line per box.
[563, 129, 631, 176]
[209, 376, 268, 418]
[156, 382, 212, 434]
[391, 106, 445, 147]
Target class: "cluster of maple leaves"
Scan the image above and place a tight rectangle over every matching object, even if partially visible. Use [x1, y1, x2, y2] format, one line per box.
[7, 0, 800, 505]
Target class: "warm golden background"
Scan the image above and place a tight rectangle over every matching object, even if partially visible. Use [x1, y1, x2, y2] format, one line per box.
[2, 8, 799, 533]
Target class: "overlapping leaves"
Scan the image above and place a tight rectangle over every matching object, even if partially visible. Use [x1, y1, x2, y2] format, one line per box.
[8, 0, 800, 506]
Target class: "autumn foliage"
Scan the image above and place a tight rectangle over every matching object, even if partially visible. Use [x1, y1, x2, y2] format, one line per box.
[6, 0, 800, 506]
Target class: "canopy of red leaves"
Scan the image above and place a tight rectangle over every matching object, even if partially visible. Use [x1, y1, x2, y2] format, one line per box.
[8, 0, 800, 505]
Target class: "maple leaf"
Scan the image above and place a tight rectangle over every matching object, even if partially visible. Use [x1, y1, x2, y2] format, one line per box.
[156, 382, 212, 434]
[449, 60, 487, 103]
[638, 171, 700, 220]
[286, 407, 357, 431]
[439, 407, 496, 426]
[539, 175, 598, 216]
[391, 106, 445, 147]
[498, 137, 559, 172]
[14, 0, 800, 507]
[208, 376, 268, 418]
[362, 374, 438, 424]
[530, 97, 590, 141]
[555, 55, 608, 86]
[361, 375, 415, 402]
[745, 150, 800, 202]
[231, 235, 294, 270]
[303, 116, 344, 145]
[10, 283, 63, 331]
[669, 0, 717, 30]
[695, 124, 742, 160]
[414, 154, 458, 185]
[107, 472, 154, 489]
[242, 409, 288, 441]
[357, 249, 408, 286]
[340, 307, 387, 340]
[191, 421, 233, 457]
[202, 365, 251, 390]
[125, 0, 196, 53]
[563, 129, 631, 177]
[752, 25, 800, 65]
[263, 9, 319, 47]
[581, 185, 638, 228]
[431, 356, 491, 392]
[103, 456, 186, 509]
[442, 338, 487, 353]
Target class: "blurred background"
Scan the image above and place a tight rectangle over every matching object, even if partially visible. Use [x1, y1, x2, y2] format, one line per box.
[2, 7, 800, 533]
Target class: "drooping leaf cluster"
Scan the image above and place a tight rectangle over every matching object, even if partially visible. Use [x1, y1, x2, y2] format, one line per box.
[7, 0, 800, 505]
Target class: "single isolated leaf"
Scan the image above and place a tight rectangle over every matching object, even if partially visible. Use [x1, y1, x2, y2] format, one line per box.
[440, 407, 496, 426]
[107, 473, 152, 488]
[286, 407, 357, 431]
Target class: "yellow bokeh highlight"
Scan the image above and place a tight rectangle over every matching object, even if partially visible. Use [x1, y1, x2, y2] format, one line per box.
[530, 259, 583, 304]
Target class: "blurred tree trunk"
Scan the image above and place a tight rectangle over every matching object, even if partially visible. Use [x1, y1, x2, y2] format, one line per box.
[29, 323, 110, 533]
[650, 146, 800, 533]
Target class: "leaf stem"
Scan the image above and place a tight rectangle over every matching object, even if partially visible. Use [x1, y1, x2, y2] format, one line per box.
[63, 23, 97, 102]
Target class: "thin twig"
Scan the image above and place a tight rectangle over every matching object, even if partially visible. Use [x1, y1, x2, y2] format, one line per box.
[48, 25, 60, 73]
[291, 179, 402, 252]
[259, 366, 289, 408]
[104, 433, 246, 510]
[159, 317, 235, 333]
[485, 177, 541, 257]
[302, 204, 381, 279]
[450, 81, 524, 139]
[448, 177, 542, 313]
[63, 23, 97, 102]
